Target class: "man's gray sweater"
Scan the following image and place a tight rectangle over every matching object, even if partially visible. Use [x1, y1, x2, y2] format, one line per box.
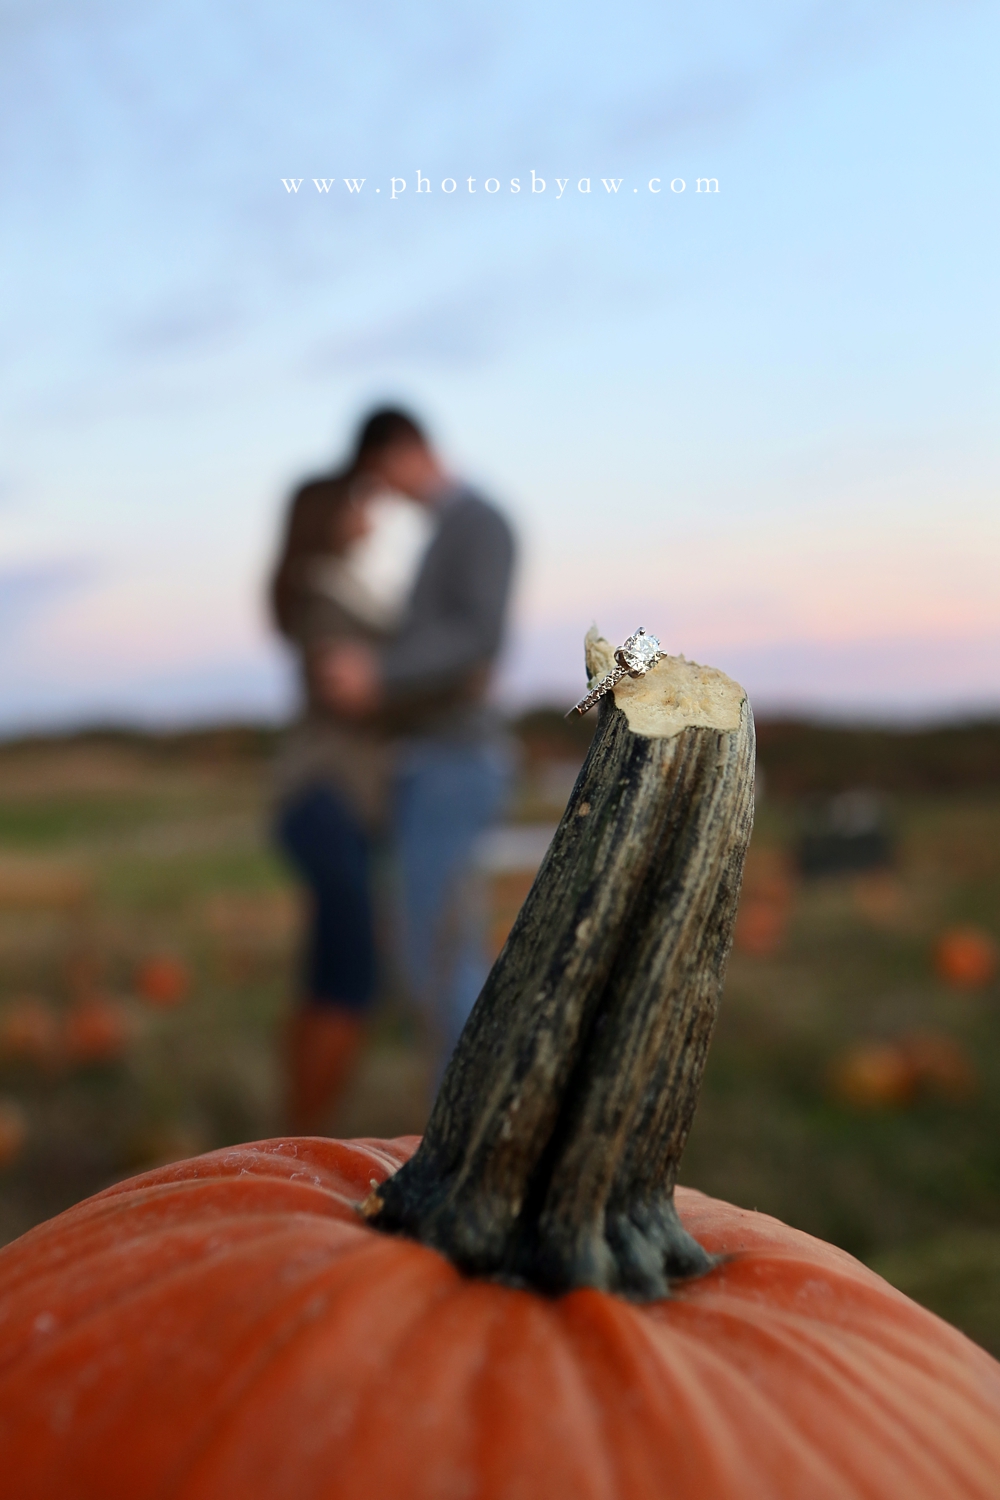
[380, 485, 515, 741]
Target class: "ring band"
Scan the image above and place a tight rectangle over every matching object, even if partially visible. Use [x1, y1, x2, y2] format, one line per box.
[565, 628, 666, 717]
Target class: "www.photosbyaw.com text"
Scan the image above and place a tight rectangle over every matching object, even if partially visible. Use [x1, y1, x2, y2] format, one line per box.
[280, 171, 719, 199]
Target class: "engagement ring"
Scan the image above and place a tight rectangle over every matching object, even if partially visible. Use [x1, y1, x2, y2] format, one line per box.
[565, 627, 667, 718]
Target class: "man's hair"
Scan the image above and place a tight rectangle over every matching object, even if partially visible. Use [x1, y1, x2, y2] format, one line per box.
[353, 406, 427, 461]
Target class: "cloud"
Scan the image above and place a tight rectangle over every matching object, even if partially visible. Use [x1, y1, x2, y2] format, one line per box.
[616, 68, 759, 147]
[614, 0, 960, 150]
[303, 287, 503, 374]
[0, 0, 132, 41]
[115, 294, 242, 357]
[302, 248, 586, 377]
[0, 559, 98, 637]
[21, 375, 203, 425]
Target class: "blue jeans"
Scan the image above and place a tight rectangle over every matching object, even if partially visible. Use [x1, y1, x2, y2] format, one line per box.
[394, 740, 512, 1075]
[276, 784, 377, 1012]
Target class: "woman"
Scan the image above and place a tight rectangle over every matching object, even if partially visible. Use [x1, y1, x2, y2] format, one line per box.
[270, 467, 395, 1133]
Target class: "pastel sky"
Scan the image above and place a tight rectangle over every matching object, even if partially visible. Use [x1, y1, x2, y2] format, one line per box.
[2, 0, 998, 730]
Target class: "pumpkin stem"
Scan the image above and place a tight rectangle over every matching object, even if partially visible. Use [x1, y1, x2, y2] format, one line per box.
[365, 632, 755, 1300]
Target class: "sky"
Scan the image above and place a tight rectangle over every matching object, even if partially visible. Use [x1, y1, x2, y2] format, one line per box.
[1, 0, 998, 730]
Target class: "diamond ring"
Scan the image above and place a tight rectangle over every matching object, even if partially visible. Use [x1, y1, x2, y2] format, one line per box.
[565, 627, 667, 718]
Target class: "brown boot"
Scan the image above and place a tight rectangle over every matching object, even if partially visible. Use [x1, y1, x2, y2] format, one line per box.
[287, 1006, 365, 1135]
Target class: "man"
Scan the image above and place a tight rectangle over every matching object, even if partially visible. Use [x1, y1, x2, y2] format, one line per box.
[320, 407, 515, 1077]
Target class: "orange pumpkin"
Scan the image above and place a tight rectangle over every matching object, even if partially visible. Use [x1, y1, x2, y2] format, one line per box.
[0, 996, 61, 1070]
[933, 927, 998, 990]
[732, 896, 789, 957]
[0, 1097, 27, 1168]
[134, 954, 191, 1008]
[733, 848, 794, 957]
[829, 1040, 918, 1109]
[63, 996, 131, 1066]
[900, 1030, 978, 1102]
[0, 1135, 998, 1500]
[829, 1032, 978, 1110]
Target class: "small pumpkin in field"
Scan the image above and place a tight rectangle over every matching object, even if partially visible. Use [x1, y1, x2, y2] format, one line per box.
[733, 847, 794, 957]
[0, 1097, 27, 1168]
[829, 1039, 917, 1109]
[732, 896, 789, 956]
[63, 995, 131, 1065]
[0, 996, 61, 1070]
[900, 1029, 978, 1102]
[134, 954, 191, 1008]
[2, 641, 999, 1499]
[933, 927, 998, 990]
[830, 1032, 978, 1110]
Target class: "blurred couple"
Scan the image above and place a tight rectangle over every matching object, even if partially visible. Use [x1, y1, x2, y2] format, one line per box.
[270, 408, 515, 1132]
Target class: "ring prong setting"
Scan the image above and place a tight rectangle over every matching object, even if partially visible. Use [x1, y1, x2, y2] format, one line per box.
[566, 627, 666, 717]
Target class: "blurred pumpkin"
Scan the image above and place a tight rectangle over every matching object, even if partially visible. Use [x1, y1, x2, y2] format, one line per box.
[900, 1031, 978, 1102]
[733, 897, 789, 957]
[134, 954, 191, 1008]
[933, 927, 998, 990]
[63, 996, 130, 1066]
[0, 997, 61, 1070]
[829, 1040, 918, 1109]
[733, 848, 795, 957]
[831, 1031, 978, 1110]
[0, 1098, 27, 1168]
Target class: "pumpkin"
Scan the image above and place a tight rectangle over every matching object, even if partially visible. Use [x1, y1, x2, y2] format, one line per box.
[0, 996, 61, 1071]
[829, 1031, 977, 1110]
[63, 996, 131, 1066]
[134, 954, 191, 1008]
[829, 1039, 918, 1109]
[0, 1097, 27, 1168]
[2, 639, 999, 1499]
[933, 927, 998, 990]
[900, 1030, 977, 1102]
[1, 1133, 999, 1500]
[732, 895, 788, 956]
[733, 848, 794, 957]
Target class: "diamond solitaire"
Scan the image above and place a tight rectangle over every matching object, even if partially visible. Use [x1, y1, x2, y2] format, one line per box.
[620, 628, 662, 673]
[566, 627, 667, 717]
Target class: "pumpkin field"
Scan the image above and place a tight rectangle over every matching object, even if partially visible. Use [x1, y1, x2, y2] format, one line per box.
[1, 717, 998, 1353]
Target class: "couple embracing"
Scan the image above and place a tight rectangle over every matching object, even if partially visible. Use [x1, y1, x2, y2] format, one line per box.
[270, 408, 515, 1132]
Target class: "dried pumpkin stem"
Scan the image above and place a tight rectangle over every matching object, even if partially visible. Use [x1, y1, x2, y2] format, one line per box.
[366, 633, 755, 1300]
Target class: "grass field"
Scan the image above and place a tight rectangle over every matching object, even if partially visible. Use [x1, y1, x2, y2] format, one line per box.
[0, 721, 998, 1355]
